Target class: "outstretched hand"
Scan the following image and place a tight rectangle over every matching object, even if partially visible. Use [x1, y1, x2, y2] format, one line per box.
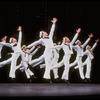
[89, 33, 93, 38]
[76, 28, 81, 34]
[51, 17, 58, 24]
[17, 26, 22, 31]
[95, 39, 99, 43]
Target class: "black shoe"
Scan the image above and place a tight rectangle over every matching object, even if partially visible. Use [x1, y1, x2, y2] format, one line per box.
[82, 78, 88, 83]
[9, 78, 16, 83]
[27, 79, 32, 83]
[54, 77, 60, 83]
[85, 78, 91, 83]
[31, 75, 37, 79]
[44, 79, 52, 84]
[62, 79, 70, 84]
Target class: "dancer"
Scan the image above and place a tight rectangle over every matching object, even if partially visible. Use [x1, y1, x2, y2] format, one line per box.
[74, 39, 99, 82]
[0, 26, 24, 82]
[51, 28, 81, 84]
[69, 33, 93, 82]
[40, 41, 61, 82]
[27, 18, 58, 83]
[15, 45, 41, 82]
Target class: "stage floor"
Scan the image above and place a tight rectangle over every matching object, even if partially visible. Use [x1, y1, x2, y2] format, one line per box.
[0, 83, 100, 98]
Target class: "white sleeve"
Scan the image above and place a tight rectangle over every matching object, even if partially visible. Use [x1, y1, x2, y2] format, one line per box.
[72, 45, 78, 50]
[91, 43, 97, 51]
[18, 31, 22, 45]
[83, 50, 88, 56]
[0, 42, 12, 48]
[53, 45, 62, 49]
[82, 38, 90, 48]
[31, 48, 39, 56]
[49, 24, 55, 38]
[28, 46, 35, 53]
[27, 39, 42, 48]
[71, 33, 79, 45]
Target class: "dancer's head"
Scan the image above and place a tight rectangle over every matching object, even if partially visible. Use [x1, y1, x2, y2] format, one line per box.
[39, 31, 48, 38]
[57, 41, 61, 45]
[9, 37, 17, 43]
[86, 45, 91, 50]
[63, 37, 70, 44]
[75, 40, 82, 46]
[22, 45, 27, 51]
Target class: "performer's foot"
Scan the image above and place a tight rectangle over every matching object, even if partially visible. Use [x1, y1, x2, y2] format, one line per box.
[85, 78, 91, 83]
[54, 77, 60, 83]
[31, 75, 37, 79]
[64, 80, 70, 85]
[61, 79, 70, 84]
[44, 79, 52, 84]
[9, 77, 16, 83]
[27, 78, 32, 83]
[82, 78, 88, 83]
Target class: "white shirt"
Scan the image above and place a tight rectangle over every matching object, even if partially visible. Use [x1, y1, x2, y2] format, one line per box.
[53, 33, 79, 55]
[83, 43, 97, 60]
[72, 38, 91, 57]
[27, 24, 55, 54]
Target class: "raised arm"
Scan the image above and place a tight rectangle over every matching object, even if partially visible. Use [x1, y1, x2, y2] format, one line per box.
[82, 33, 93, 48]
[71, 28, 81, 45]
[49, 18, 57, 38]
[17, 26, 22, 45]
[91, 39, 99, 51]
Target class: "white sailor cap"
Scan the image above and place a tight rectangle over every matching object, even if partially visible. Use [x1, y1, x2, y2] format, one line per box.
[9, 38, 13, 43]
[22, 45, 26, 49]
[75, 40, 80, 44]
[39, 31, 43, 38]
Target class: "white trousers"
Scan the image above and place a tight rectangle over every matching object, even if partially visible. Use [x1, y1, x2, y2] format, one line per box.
[40, 57, 59, 79]
[69, 56, 85, 79]
[43, 52, 53, 79]
[51, 55, 71, 80]
[16, 61, 34, 79]
[75, 58, 92, 79]
[9, 53, 20, 78]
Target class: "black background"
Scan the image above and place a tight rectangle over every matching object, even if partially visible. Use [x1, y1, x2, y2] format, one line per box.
[0, 0, 100, 83]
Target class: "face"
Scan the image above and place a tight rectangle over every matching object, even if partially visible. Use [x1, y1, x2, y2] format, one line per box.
[23, 45, 27, 51]
[57, 41, 61, 45]
[11, 38, 17, 43]
[77, 41, 82, 46]
[65, 37, 70, 43]
[87, 46, 91, 50]
[42, 31, 48, 37]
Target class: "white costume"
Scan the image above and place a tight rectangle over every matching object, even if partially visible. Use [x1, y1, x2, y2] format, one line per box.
[40, 47, 61, 79]
[69, 37, 91, 79]
[27, 23, 56, 79]
[51, 33, 79, 80]
[16, 46, 39, 79]
[0, 31, 24, 79]
[75, 42, 97, 79]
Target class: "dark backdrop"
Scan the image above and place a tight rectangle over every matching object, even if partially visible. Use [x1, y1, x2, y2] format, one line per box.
[0, 0, 100, 83]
